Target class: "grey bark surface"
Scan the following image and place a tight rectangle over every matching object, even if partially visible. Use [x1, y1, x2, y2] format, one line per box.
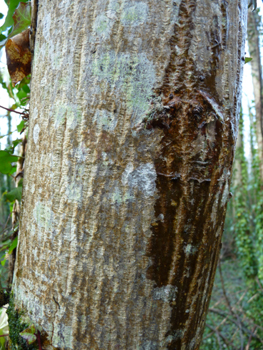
[13, 1, 247, 349]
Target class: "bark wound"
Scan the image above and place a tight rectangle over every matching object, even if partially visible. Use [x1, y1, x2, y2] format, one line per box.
[145, 1, 236, 348]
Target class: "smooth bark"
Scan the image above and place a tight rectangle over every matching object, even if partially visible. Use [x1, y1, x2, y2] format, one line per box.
[13, 1, 247, 349]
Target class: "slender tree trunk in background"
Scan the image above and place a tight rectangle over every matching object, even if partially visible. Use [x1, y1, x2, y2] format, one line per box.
[13, 1, 247, 349]
[6, 113, 11, 193]
[233, 127, 243, 191]
[247, 9, 263, 182]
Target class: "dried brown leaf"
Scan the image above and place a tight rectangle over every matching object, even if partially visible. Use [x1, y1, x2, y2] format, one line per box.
[5, 28, 31, 87]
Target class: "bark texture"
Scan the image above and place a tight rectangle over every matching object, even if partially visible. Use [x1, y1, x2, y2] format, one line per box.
[247, 9, 263, 182]
[14, 1, 247, 349]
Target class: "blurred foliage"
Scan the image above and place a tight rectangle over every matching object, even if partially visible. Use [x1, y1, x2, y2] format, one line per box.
[201, 110, 263, 349]
[0, 1, 32, 347]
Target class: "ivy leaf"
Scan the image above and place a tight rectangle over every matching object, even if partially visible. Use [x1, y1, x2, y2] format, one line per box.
[12, 138, 22, 148]
[20, 324, 37, 345]
[3, 187, 22, 202]
[17, 120, 25, 132]
[10, 2, 31, 38]
[8, 236, 18, 254]
[0, 151, 19, 174]
[17, 86, 28, 102]
[245, 57, 252, 64]
[0, 34, 6, 41]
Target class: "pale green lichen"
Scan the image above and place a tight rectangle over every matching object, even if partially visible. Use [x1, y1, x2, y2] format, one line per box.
[91, 52, 156, 125]
[152, 285, 178, 302]
[94, 14, 109, 33]
[93, 14, 113, 39]
[54, 104, 82, 129]
[184, 244, 198, 256]
[65, 162, 86, 203]
[121, 2, 148, 26]
[93, 109, 117, 132]
[33, 202, 54, 231]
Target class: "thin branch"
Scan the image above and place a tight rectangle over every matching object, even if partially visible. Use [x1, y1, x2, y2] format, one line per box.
[256, 277, 263, 293]
[205, 324, 234, 350]
[209, 308, 263, 344]
[0, 105, 24, 115]
[0, 214, 11, 237]
[245, 326, 257, 350]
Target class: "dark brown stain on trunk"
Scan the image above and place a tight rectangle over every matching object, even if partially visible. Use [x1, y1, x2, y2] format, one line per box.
[145, 0, 238, 348]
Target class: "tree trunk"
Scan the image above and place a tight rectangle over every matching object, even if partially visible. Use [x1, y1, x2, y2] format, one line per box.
[247, 9, 263, 182]
[13, 1, 247, 349]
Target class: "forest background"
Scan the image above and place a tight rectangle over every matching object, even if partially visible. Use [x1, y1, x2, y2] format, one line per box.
[0, 1, 262, 349]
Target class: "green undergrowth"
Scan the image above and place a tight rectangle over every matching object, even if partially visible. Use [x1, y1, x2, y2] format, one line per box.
[7, 295, 36, 350]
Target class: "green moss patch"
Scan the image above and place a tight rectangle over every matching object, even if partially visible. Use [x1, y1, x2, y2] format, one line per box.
[7, 296, 37, 350]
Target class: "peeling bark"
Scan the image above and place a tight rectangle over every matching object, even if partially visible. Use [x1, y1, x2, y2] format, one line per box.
[13, 1, 247, 349]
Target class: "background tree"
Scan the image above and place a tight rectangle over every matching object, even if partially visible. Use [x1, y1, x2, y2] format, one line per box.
[11, 0, 247, 349]
[247, 9, 263, 181]
[201, 8, 263, 348]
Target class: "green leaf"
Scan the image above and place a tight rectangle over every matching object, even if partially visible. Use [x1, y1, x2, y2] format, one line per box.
[8, 236, 18, 254]
[4, 187, 22, 202]
[245, 57, 252, 64]
[20, 324, 37, 345]
[0, 259, 6, 267]
[11, 165, 17, 174]
[12, 138, 22, 148]
[0, 151, 19, 174]
[0, 13, 4, 20]
[17, 88, 28, 102]
[0, 1, 31, 49]
[0, 0, 22, 34]
[17, 120, 25, 132]
[0, 310, 9, 342]
[22, 84, 30, 93]
[9, 2, 31, 38]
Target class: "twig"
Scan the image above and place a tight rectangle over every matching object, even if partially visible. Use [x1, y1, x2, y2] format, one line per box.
[206, 324, 234, 350]
[0, 105, 24, 115]
[209, 308, 263, 344]
[0, 214, 11, 237]
[245, 326, 257, 350]
[256, 277, 263, 293]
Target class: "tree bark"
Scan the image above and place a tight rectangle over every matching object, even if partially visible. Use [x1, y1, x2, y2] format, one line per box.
[247, 9, 263, 182]
[13, 1, 247, 349]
